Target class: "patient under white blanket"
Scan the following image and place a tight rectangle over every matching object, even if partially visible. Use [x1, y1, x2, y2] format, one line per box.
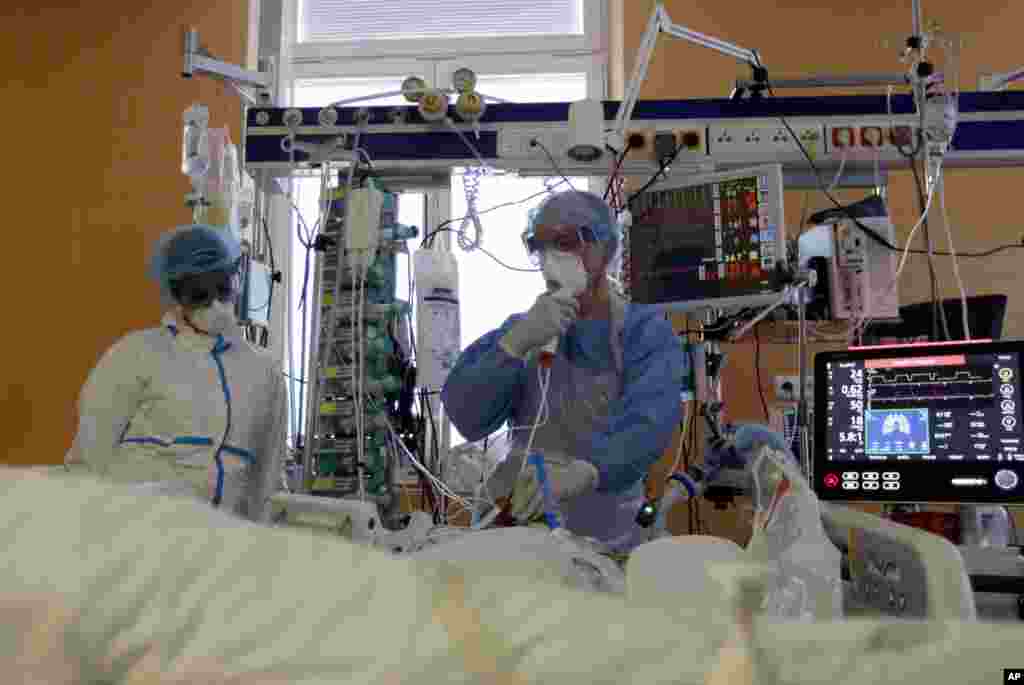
[0, 467, 1019, 684]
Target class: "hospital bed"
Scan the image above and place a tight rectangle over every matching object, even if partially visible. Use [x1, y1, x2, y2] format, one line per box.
[270, 475, 980, 623]
[5, 467, 1024, 684]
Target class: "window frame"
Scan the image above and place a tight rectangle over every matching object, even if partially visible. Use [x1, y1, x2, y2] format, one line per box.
[281, 2, 609, 450]
[290, 0, 606, 62]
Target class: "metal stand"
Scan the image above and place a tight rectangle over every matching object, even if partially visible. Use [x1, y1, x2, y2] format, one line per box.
[735, 73, 909, 92]
[183, 28, 275, 105]
[610, 2, 761, 149]
[731, 270, 817, 475]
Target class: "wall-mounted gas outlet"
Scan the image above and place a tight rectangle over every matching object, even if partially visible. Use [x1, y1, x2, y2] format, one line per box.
[773, 375, 814, 401]
[825, 124, 920, 158]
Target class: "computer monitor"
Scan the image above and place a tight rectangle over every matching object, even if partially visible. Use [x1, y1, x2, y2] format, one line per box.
[627, 164, 787, 313]
[814, 340, 1024, 504]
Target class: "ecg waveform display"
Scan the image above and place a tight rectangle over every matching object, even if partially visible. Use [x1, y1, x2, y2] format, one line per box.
[826, 351, 1024, 466]
[867, 366, 995, 410]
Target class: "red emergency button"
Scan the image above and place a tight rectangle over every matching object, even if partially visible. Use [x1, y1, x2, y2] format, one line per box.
[824, 473, 840, 489]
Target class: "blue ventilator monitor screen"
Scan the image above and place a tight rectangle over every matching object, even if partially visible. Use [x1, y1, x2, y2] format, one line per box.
[814, 341, 1024, 504]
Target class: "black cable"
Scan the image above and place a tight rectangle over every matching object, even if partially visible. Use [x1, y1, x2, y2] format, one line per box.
[419, 180, 574, 249]
[763, 80, 1022, 260]
[624, 141, 685, 211]
[421, 226, 540, 273]
[475, 244, 540, 273]
[529, 139, 576, 191]
[604, 143, 632, 201]
[259, 214, 278, 321]
[422, 390, 442, 524]
[753, 325, 770, 422]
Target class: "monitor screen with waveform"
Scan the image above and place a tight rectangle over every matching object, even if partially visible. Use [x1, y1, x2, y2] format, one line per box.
[814, 340, 1024, 504]
[626, 164, 787, 313]
[865, 364, 995, 456]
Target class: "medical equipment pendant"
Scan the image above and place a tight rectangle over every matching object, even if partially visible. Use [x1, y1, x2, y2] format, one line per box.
[302, 181, 413, 500]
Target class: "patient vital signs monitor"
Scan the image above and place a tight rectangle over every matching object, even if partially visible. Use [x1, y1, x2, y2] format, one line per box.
[626, 164, 787, 312]
[815, 340, 1024, 504]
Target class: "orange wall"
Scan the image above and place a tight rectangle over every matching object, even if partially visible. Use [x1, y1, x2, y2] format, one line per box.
[621, 1, 1024, 536]
[1, 2, 248, 465]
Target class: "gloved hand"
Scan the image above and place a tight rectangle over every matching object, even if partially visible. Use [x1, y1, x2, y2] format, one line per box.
[499, 291, 579, 359]
[507, 458, 599, 523]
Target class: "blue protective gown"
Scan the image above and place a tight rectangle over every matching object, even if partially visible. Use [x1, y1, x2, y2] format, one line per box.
[442, 293, 685, 552]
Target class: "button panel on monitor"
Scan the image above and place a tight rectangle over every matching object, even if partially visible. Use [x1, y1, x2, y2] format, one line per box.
[995, 469, 1019, 491]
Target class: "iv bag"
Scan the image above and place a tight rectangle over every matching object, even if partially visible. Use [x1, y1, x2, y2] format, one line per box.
[744, 433, 843, 621]
[414, 249, 460, 392]
[182, 103, 210, 182]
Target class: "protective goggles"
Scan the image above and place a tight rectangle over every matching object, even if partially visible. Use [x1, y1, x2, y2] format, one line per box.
[170, 264, 242, 308]
[522, 224, 596, 264]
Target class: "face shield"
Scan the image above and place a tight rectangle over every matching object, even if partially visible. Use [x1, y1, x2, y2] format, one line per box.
[521, 222, 596, 266]
[169, 264, 242, 309]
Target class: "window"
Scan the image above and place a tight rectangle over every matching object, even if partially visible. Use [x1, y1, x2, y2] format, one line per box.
[283, 1, 607, 447]
[297, 0, 584, 43]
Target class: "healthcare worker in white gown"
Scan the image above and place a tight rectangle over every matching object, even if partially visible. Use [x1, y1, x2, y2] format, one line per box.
[65, 224, 287, 522]
[441, 191, 686, 552]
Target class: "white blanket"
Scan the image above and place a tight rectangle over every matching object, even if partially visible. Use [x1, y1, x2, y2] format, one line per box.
[1, 468, 1020, 684]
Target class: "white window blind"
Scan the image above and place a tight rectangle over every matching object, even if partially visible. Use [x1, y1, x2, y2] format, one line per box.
[298, 0, 584, 43]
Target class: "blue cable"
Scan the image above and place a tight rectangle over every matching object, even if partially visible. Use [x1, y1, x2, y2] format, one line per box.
[210, 337, 234, 507]
[669, 472, 697, 498]
[527, 453, 561, 530]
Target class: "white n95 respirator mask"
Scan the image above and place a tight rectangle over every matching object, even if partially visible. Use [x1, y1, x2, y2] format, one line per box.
[189, 299, 237, 336]
[540, 250, 588, 296]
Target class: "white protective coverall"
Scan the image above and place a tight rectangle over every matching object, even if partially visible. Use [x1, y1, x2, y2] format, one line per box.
[66, 311, 287, 522]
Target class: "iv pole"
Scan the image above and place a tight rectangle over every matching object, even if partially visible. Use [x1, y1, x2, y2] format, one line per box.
[730, 271, 818, 476]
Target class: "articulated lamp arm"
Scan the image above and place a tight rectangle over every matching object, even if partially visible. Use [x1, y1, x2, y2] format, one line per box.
[609, 3, 763, 150]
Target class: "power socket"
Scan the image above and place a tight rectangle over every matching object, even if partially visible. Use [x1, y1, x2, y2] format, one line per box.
[709, 124, 823, 163]
[773, 375, 813, 401]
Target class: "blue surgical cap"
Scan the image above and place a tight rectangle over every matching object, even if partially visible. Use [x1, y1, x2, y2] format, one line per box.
[148, 224, 242, 302]
[532, 190, 619, 243]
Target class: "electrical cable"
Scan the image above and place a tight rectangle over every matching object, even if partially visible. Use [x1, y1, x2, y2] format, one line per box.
[529, 139, 576, 191]
[909, 158, 952, 341]
[765, 79, 1021, 260]
[624, 141, 685, 211]
[420, 179, 572, 249]
[938, 177, 972, 339]
[852, 163, 942, 342]
[753, 325, 770, 422]
[604, 144, 632, 201]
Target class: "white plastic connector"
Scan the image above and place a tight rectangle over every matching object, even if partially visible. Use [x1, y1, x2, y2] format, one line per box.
[346, 185, 384, 273]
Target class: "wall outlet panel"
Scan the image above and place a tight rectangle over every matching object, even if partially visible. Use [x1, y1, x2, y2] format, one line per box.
[498, 127, 570, 159]
[708, 124, 825, 164]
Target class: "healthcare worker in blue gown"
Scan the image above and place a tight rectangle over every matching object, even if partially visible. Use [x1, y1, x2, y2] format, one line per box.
[441, 191, 686, 552]
[65, 225, 287, 523]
